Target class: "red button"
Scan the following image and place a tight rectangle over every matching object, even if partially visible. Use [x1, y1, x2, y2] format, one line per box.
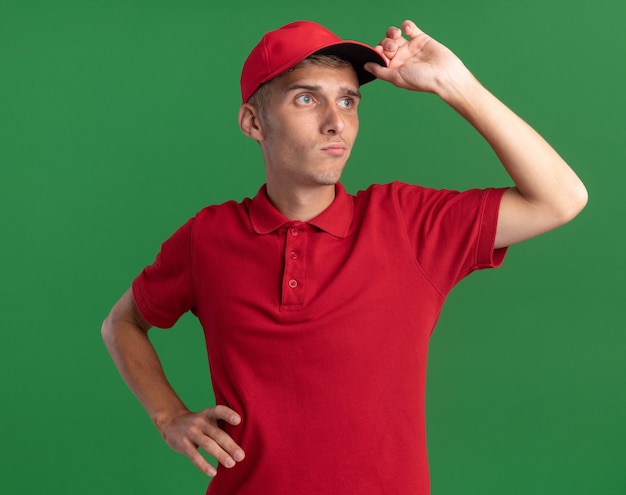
[289, 251, 298, 260]
[290, 228, 299, 236]
[288, 279, 298, 289]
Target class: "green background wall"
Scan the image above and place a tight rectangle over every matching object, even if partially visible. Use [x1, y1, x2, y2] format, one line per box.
[2, 0, 624, 493]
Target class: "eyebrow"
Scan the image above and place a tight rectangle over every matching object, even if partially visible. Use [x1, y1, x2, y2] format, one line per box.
[285, 83, 361, 99]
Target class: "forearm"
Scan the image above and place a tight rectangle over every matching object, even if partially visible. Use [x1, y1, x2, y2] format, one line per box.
[101, 298, 188, 429]
[102, 290, 245, 476]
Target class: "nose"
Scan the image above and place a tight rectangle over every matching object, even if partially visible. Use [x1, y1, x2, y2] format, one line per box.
[320, 104, 345, 135]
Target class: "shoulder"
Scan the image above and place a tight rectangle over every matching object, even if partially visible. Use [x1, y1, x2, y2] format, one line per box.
[354, 181, 455, 208]
[353, 181, 506, 227]
[192, 195, 253, 230]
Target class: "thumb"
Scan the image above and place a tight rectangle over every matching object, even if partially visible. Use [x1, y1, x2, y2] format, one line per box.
[363, 62, 394, 82]
[364, 62, 394, 82]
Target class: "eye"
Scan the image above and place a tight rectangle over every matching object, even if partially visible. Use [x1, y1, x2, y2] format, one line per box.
[295, 94, 313, 105]
[338, 97, 354, 109]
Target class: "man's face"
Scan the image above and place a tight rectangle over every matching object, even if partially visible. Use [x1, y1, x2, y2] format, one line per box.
[257, 64, 361, 190]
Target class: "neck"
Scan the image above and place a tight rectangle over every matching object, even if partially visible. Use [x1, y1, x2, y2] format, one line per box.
[266, 182, 336, 222]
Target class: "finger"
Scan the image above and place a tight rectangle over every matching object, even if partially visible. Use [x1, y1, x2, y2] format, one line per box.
[372, 44, 391, 65]
[375, 36, 403, 62]
[196, 424, 245, 468]
[203, 406, 246, 464]
[401, 20, 425, 39]
[179, 439, 219, 477]
[385, 25, 403, 40]
[381, 39, 398, 58]
[382, 24, 409, 50]
[209, 404, 242, 426]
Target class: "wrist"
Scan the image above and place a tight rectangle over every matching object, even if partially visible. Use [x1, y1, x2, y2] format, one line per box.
[151, 404, 190, 433]
[437, 71, 496, 125]
[435, 65, 481, 107]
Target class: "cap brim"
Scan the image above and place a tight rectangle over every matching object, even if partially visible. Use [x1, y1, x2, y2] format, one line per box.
[314, 41, 386, 86]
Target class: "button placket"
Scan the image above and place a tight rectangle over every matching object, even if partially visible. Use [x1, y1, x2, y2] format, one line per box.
[281, 223, 307, 309]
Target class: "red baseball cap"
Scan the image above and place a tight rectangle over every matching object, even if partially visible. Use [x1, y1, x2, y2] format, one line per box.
[240, 20, 386, 103]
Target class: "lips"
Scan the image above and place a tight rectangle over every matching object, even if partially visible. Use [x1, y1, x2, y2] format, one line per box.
[320, 143, 348, 156]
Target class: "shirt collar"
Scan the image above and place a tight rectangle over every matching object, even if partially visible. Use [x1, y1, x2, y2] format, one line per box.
[248, 183, 354, 238]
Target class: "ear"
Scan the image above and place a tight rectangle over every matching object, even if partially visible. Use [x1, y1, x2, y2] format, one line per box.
[238, 103, 265, 141]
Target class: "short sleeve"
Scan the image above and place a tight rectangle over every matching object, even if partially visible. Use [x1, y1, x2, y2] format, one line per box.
[131, 218, 194, 328]
[394, 182, 508, 294]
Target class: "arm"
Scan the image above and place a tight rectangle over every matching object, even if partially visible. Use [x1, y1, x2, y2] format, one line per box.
[364, 20, 588, 248]
[101, 288, 245, 476]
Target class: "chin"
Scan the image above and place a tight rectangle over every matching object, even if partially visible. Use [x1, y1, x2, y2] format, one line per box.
[315, 175, 342, 186]
[315, 167, 345, 185]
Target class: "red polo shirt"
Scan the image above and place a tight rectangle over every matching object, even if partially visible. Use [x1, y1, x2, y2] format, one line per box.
[132, 181, 507, 494]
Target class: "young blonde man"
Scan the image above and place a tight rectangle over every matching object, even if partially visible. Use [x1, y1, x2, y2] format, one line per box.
[102, 20, 587, 494]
